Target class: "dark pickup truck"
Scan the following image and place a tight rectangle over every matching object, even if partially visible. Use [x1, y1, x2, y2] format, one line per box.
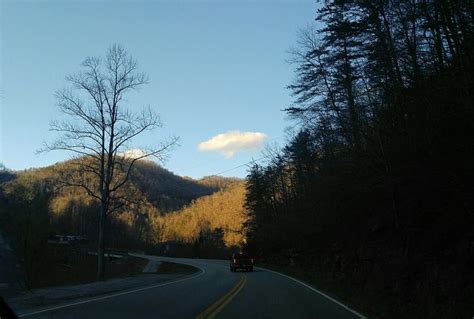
[230, 253, 254, 272]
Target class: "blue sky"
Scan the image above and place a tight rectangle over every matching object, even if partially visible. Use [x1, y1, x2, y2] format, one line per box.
[1, 0, 318, 178]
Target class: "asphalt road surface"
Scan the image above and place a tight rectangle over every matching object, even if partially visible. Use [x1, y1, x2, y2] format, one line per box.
[17, 256, 365, 319]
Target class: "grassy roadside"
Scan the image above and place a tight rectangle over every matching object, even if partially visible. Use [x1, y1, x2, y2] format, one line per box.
[258, 262, 469, 318]
[30, 254, 148, 289]
[257, 263, 411, 319]
[156, 261, 198, 274]
[30, 255, 198, 289]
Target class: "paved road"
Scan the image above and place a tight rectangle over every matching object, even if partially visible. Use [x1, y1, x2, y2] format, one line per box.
[16, 256, 365, 319]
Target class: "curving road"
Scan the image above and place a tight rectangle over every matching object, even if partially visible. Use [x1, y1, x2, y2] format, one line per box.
[17, 256, 365, 319]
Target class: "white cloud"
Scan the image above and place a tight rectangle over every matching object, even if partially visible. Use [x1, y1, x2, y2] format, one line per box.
[120, 148, 148, 160]
[198, 130, 267, 158]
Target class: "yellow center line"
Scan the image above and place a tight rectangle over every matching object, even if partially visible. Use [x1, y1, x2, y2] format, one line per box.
[196, 273, 247, 319]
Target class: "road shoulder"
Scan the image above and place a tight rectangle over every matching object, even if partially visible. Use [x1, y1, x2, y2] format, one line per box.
[256, 264, 367, 319]
[6, 255, 198, 315]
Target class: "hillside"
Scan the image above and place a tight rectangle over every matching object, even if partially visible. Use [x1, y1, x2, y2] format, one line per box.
[0, 159, 247, 286]
[1, 159, 218, 212]
[157, 181, 247, 248]
[0, 159, 239, 255]
[128, 161, 221, 213]
[0, 166, 16, 184]
[197, 175, 242, 190]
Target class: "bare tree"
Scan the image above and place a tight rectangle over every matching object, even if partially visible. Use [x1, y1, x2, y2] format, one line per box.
[41, 44, 178, 279]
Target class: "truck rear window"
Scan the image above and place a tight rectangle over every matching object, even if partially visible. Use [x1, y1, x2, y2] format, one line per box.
[235, 254, 250, 259]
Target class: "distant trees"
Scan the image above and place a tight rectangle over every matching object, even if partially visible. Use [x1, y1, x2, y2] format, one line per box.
[159, 182, 247, 250]
[129, 160, 218, 211]
[42, 45, 178, 279]
[1, 175, 52, 287]
[0, 159, 225, 265]
[245, 1, 474, 317]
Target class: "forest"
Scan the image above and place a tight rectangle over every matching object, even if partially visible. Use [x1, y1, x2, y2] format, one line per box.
[155, 180, 247, 257]
[244, 1, 474, 318]
[0, 160, 244, 287]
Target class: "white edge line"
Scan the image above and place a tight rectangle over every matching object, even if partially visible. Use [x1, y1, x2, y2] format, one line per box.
[18, 267, 206, 317]
[257, 267, 367, 319]
[159, 258, 366, 318]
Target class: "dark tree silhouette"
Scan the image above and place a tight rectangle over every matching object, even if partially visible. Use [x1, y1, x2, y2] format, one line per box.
[246, 1, 474, 317]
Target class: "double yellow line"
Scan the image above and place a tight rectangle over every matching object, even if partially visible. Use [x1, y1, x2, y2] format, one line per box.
[196, 273, 247, 319]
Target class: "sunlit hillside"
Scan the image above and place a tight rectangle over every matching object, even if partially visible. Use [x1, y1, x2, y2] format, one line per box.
[157, 181, 247, 248]
[0, 159, 241, 251]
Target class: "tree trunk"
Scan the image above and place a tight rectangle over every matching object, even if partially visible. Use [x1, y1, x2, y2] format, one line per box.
[97, 203, 106, 280]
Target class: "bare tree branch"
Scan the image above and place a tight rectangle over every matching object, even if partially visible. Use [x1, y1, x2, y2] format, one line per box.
[41, 44, 179, 280]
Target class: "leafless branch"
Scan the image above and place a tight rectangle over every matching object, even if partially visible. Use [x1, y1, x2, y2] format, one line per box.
[110, 136, 179, 193]
[41, 44, 178, 221]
